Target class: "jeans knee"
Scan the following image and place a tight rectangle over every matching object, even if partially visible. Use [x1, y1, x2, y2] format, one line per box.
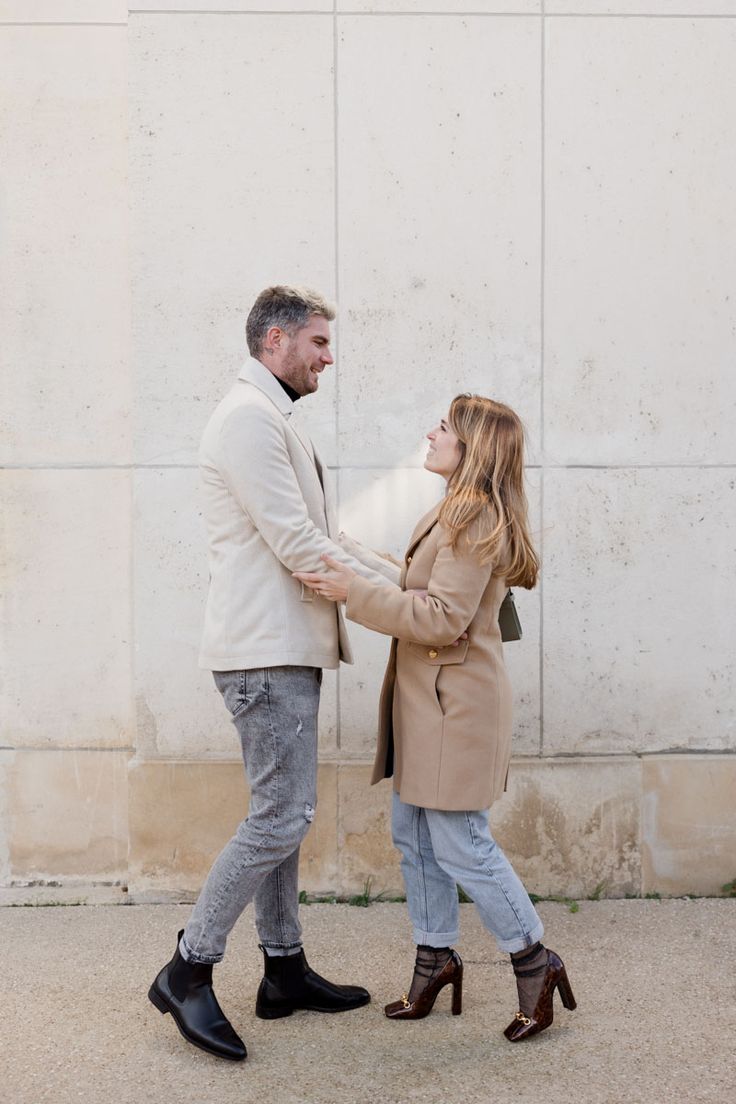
[236, 795, 314, 848]
[431, 840, 465, 878]
[280, 800, 317, 851]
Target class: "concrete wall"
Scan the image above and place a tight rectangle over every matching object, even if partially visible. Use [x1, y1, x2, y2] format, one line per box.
[1, 1, 735, 905]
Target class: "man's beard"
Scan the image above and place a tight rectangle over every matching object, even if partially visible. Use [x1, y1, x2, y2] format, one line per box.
[280, 347, 315, 396]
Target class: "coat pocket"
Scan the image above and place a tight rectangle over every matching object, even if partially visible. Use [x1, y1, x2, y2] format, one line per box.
[406, 639, 469, 666]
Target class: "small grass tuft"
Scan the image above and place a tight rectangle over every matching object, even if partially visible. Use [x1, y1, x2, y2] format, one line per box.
[546, 894, 580, 914]
[297, 880, 404, 906]
[588, 880, 608, 902]
[721, 878, 736, 898]
[347, 877, 374, 908]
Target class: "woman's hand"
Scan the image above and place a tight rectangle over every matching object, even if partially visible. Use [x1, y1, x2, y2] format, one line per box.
[293, 554, 356, 603]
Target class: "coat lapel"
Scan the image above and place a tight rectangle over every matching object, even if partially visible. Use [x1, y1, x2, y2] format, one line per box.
[405, 501, 442, 559]
[237, 358, 320, 475]
[287, 411, 319, 472]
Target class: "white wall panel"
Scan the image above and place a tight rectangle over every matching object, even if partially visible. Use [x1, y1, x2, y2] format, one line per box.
[0, 26, 129, 464]
[545, 17, 736, 464]
[338, 15, 542, 468]
[130, 13, 335, 465]
[0, 471, 133, 748]
[543, 468, 736, 754]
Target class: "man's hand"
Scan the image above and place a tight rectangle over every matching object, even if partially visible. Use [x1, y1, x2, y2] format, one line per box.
[293, 553, 356, 603]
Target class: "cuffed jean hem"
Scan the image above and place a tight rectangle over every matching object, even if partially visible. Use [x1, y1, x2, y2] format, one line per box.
[412, 927, 460, 948]
[179, 935, 223, 966]
[260, 940, 303, 956]
[495, 919, 545, 955]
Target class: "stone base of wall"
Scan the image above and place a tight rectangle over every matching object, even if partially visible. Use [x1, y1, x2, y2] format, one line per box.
[2, 752, 735, 903]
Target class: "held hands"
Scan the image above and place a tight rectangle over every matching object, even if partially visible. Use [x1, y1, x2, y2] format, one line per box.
[293, 562, 469, 648]
[293, 554, 356, 603]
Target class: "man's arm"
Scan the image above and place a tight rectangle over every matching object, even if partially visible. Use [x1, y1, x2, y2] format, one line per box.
[219, 404, 393, 587]
[337, 532, 402, 587]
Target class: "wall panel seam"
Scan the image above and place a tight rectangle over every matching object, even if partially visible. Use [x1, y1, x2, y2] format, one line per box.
[122, 12, 736, 19]
[539, 1, 545, 759]
[334, 1, 341, 753]
[4, 463, 736, 470]
[0, 22, 128, 27]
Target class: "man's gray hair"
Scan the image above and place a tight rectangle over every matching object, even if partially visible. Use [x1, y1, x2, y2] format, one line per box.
[246, 285, 336, 357]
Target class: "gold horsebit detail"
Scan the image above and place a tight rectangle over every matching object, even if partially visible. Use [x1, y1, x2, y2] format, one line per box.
[401, 994, 411, 1009]
[514, 1011, 532, 1025]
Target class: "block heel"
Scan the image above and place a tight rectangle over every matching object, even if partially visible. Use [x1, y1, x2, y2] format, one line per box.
[556, 967, 577, 1011]
[451, 968, 463, 1016]
[147, 985, 169, 1015]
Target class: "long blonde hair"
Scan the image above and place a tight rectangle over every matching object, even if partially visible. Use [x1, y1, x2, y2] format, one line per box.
[438, 394, 539, 589]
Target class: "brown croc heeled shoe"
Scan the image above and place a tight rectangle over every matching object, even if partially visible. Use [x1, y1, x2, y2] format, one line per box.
[385, 949, 463, 1020]
[503, 949, 576, 1042]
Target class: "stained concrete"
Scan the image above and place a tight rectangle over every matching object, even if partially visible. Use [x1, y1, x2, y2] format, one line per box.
[2, 899, 734, 1104]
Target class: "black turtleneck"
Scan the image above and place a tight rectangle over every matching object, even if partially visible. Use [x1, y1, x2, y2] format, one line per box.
[274, 375, 301, 404]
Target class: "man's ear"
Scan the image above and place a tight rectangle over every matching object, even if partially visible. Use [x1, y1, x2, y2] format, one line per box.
[264, 325, 285, 353]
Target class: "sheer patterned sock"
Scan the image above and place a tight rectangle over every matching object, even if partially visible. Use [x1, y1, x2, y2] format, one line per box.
[407, 945, 453, 1003]
[510, 942, 549, 1016]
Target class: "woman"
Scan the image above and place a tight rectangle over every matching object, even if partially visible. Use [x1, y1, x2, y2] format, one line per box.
[295, 394, 576, 1042]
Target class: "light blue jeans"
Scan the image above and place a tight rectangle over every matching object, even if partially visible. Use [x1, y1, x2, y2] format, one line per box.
[180, 666, 320, 965]
[392, 792, 544, 954]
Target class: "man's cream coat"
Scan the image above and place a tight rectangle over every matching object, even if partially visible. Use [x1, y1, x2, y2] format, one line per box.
[198, 358, 388, 671]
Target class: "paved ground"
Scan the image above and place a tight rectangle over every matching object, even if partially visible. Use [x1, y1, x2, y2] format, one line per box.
[1, 899, 734, 1104]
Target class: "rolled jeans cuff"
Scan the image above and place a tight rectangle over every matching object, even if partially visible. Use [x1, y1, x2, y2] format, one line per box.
[412, 926, 460, 948]
[179, 935, 223, 966]
[495, 919, 545, 955]
[260, 941, 303, 957]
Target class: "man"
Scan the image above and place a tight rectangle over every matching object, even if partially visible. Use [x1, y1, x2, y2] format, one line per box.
[148, 286, 391, 1061]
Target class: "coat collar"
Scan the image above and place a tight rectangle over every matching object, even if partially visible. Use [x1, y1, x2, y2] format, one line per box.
[405, 501, 442, 559]
[237, 356, 320, 473]
[237, 357, 295, 418]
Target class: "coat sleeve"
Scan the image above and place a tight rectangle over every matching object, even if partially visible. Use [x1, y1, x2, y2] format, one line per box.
[345, 523, 493, 646]
[337, 533, 402, 587]
[218, 404, 392, 586]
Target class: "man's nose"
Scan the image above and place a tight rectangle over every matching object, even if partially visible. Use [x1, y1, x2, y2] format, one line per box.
[321, 349, 334, 365]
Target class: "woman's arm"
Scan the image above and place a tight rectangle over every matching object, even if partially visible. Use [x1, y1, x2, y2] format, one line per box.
[346, 525, 492, 647]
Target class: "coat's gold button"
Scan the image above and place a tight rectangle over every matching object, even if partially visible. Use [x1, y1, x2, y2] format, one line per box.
[428, 649, 438, 659]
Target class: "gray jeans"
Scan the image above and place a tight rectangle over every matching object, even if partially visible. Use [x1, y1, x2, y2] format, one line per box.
[181, 666, 320, 965]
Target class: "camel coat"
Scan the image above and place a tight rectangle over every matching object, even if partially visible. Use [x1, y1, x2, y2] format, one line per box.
[345, 503, 513, 812]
